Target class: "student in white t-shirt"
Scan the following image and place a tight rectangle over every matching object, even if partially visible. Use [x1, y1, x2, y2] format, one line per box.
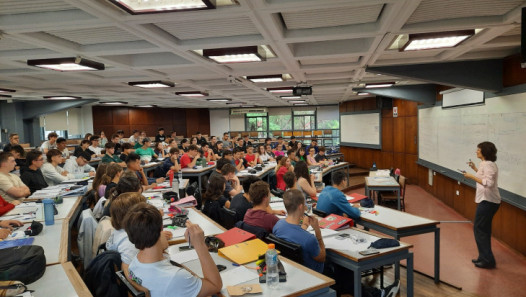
[40, 132, 58, 154]
[125, 203, 222, 297]
[88, 135, 103, 157]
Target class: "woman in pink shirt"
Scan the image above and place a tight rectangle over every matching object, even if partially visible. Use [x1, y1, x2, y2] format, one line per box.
[463, 141, 500, 269]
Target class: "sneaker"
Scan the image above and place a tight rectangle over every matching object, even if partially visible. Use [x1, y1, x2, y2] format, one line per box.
[381, 280, 400, 297]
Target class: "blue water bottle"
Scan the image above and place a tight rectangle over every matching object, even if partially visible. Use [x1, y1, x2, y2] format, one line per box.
[43, 199, 55, 225]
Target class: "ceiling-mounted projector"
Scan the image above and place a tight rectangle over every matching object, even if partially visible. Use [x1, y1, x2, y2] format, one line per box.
[293, 85, 312, 96]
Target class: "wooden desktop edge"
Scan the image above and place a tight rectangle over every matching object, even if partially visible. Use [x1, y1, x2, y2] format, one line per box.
[278, 256, 335, 297]
[62, 262, 93, 297]
[181, 165, 217, 173]
[65, 195, 83, 221]
[59, 217, 70, 263]
[358, 216, 440, 232]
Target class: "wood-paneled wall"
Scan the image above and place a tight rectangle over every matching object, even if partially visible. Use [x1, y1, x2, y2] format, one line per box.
[92, 106, 210, 138]
[338, 55, 526, 256]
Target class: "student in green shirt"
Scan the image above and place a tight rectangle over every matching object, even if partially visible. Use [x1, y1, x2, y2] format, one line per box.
[101, 142, 126, 166]
[135, 138, 157, 162]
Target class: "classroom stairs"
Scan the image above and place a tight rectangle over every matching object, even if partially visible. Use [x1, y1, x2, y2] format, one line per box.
[346, 167, 369, 190]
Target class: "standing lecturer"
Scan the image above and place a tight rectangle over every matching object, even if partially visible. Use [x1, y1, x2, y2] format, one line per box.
[463, 141, 500, 269]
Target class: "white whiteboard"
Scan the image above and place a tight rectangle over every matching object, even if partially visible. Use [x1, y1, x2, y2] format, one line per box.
[419, 93, 526, 201]
[340, 112, 381, 149]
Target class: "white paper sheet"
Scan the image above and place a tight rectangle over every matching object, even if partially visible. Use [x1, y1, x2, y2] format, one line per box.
[307, 227, 339, 238]
[324, 237, 370, 252]
[167, 247, 199, 264]
[220, 266, 259, 289]
[164, 227, 187, 239]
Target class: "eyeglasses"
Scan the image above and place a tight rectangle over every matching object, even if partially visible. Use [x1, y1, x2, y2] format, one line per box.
[36, 158, 44, 161]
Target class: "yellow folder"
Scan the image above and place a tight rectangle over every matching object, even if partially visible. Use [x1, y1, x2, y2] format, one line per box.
[218, 238, 270, 264]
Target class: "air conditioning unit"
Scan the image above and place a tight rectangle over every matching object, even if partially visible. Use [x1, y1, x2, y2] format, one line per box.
[230, 108, 268, 115]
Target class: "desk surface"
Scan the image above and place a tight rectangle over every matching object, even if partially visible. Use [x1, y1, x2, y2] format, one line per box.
[365, 176, 399, 187]
[29, 262, 91, 297]
[237, 163, 275, 179]
[180, 165, 216, 173]
[29, 220, 64, 265]
[168, 208, 224, 244]
[359, 205, 439, 231]
[314, 162, 349, 182]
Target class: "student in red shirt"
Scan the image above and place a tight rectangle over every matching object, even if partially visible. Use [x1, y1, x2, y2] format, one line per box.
[276, 157, 293, 191]
[180, 145, 200, 169]
[233, 147, 246, 171]
[244, 145, 258, 167]
[243, 181, 279, 233]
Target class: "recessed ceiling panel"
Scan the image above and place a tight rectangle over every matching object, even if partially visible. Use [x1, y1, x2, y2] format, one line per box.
[47, 27, 141, 45]
[156, 17, 259, 40]
[0, 0, 75, 15]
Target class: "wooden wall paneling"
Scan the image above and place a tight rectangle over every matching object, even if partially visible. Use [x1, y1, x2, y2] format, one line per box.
[515, 205, 526, 255]
[339, 103, 346, 113]
[92, 106, 113, 125]
[363, 98, 377, 110]
[171, 109, 186, 137]
[354, 100, 364, 111]
[371, 149, 381, 167]
[405, 116, 418, 154]
[503, 54, 526, 87]
[107, 125, 130, 136]
[112, 107, 129, 125]
[152, 109, 173, 126]
[406, 101, 418, 117]
[93, 125, 115, 137]
[393, 152, 405, 173]
[405, 154, 418, 184]
[129, 108, 151, 125]
[198, 109, 211, 135]
[185, 109, 201, 137]
[380, 151, 394, 169]
[393, 117, 405, 153]
[463, 186, 477, 221]
[381, 117, 394, 152]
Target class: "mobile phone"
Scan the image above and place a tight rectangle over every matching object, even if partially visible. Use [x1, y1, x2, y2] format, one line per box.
[359, 249, 379, 256]
[457, 169, 466, 173]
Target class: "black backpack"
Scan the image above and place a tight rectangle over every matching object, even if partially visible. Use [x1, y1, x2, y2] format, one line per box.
[84, 251, 127, 297]
[0, 245, 46, 284]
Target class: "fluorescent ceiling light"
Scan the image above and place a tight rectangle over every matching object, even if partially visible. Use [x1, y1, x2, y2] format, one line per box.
[280, 96, 302, 100]
[108, 0, 216, 14]
[0, 88, 16, 93]
[43, 96, 82, 100]
[207, 98, 232, 102]
[135, 104, 157, 108]
[101, 101, 127, 105]
[203, 46, 266, 63]
[289, 100, 306, 104]
[247, 74, 284, 83]
[293, 103, 309, 106]
[401, 30, 475, 51]
[365, 82, 394, 89]
[357, 92, 370, 96]
[267, 87, 293, 94]
[27, 57, 104, 71]
[128, 81, 175, 88]
[241, 105, 255, 108]
[176, 91, 208, 97]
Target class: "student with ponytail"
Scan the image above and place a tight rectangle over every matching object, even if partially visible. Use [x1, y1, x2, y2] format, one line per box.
[102, 163, 124, 199]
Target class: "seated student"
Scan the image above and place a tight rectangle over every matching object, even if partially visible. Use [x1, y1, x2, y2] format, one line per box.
[159, 148, 181, 178]
[0, 194, 21, 216]
[233, 147, 246, 172]
[221, 132, 232, 149]
[256, 144, 273, 163]
[190, 137, 199, 148]
[91, 163, 109, 204]
[287, 149, 297, 166]
[99, 131, 108, 148]
[0, 152, 30, 202]
[101, 142, 125, 166]
[317, 170, 360, 219]
[55, 137, 70, 160]
[88, 135, 104, 157]
[202, 175, 231, 224]
[265, 144, 276, 160]
[307, 147, 319, 166]
[74, 140, 95, 158]
[208, 158, 228, 182]
[40, 132, 58, 154]
[230, 176, 260, 222]
[9, 145, 26, 170]
[180, 145, 200, 169]
[170, 131, 177, 140]
[234, 137, 246, 152]
[84, 133, 93, 141]
[275, 136, 287, 152]
[153, 142, 166, 159]
[244, 145, 258, 167]
[0, 219, 24, 239]
[102, 172, 142, 217]
[125, 153, 161, 190]
[294, 161, 317, 199]
[128, 130, 140, 145]
[119, 142, 133, 162]
[212, 141, 223, 159]
[242, 134, 252, 148]
[243, 181, 278, 233]
[135, 131, 147, 149]
[165, 139, 178, 155]
[21, 150, 48, 194]
[306, 139, 319, 154]
[276, 157, 293, 191]
[220, 163, 242, 199]
[110, 133, 122, 155]
[283, 171, 297, 191]
[297, 147, 307, 163]
[180, 138, 190, 152]
[102, 163, 123, 199]
[288, 135, 297, 150]
[208, 136, 218, 149]
[42, 149, 72, 186]
[155, 127, 166, 144]
[273, 189, 325, 273]
[135, 138, 157, 162]
[315, 146, 329, 164]
[201, 143, 215, 162]
[196, 131, 207, 146]
[64, 151, 96, 179]
[125, 203, 222, 297]
[2, 133, 20, 153]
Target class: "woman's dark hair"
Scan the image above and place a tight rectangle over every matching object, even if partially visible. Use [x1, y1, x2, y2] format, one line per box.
[108, 173, 142, 201]
[203, 175, 226, 202]
[478, 141, 497, 162]
[294, 161, 310, 182]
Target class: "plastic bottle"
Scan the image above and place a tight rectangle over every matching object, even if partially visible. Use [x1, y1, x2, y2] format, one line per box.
[168, 170, 174, 187]
[172, 177, 179, 193]
[178, 171, 183, 183]
[265, 244, 279, 289]
[43, 199, 55, 226]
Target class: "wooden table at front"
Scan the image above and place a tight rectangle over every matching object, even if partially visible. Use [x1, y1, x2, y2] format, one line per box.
[364, 176, 401, 210]
[356, 205, 441, 284]
[180, 164, 216, 192]
[325, 228, 414, 297]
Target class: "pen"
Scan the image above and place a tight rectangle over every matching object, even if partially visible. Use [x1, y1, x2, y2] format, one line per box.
[303, 212, 310, 217]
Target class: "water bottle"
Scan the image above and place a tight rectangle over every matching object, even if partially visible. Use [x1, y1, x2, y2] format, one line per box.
[265, 244, 279, 289]
[178, 171, 183, 183]
[172, 177, 179, 192]
[43, 199, 55, 226]
[168, 170, 174, 187]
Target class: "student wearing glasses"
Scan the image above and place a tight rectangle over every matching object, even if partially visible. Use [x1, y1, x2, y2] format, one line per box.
[2, 133, 20, 152]
[20, 150, 48, 194]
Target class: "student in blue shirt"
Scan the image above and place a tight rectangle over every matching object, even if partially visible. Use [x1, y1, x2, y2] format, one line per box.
[306, 139, 319, 154]
[316, 170, 360, 219]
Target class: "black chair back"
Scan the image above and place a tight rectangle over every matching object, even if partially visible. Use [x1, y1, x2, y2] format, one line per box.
[312, 208, 329, 218]
[219, 206, 237, 229]
[265, 234, 303, 264]
[235, 221, 268, 239]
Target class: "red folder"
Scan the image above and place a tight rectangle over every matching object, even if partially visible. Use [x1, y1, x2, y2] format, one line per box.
[215, 227, 256, 247]
[347, 193, 368, 203]
[319, 214, 353, 230]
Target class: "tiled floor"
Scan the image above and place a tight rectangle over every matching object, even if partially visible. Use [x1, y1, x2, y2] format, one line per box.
[349, 185, 526, 297]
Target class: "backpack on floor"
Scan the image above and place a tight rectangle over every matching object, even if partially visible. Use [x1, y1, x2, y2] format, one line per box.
[0, 245, 46, 284]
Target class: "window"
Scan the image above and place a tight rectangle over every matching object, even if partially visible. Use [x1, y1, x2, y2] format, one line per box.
[269, 114, 292, 131]
[293, 110, 315, 130]
[246, 113, 268, 138]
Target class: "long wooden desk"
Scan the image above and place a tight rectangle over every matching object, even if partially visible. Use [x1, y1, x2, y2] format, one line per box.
[356, 205, 441, 284]
[180, 164, 216, 192]
[237, 162, 276, 183]
[167, 207, 225, 245]
[364, 176, 401, 210]
[314, 162, 350, 186]
[28, 262, 91, 297]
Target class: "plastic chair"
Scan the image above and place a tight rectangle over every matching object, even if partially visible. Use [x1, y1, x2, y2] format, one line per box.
[379, 175, 407, 211]
[219, 206, 237, 229]
[265, 234, 303, 264]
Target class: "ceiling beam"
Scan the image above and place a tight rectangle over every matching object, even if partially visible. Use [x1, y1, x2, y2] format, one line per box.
[353, 84, 436, 105]
[22, 99, 98, 119]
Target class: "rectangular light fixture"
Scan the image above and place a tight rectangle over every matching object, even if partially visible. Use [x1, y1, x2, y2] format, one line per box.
[207, 98, 232, 102]
[203, 46, 266, 63]
[289, 100, 306, 104]
[0, 88, 16, 93]
[365, 82, 394, 89]
[280, 96, 302, 100]
[267, 87, 293, 94]
[357, 92, 370, 96]
[101, 101, 127, 105]
[247, 74, 284, 83]
[176, 91, 208, 97]
[128, 81, 175, 88]
[293, 103, 309, 106]
[400, 30, 475, 51]
[108, 0, 216, 14]
[27, 57, 104, 71]
[44, 96, 82, 100]
[135, 104, 157, 108]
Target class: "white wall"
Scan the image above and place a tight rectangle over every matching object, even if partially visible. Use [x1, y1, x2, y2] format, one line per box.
[209, 109, 230, 137]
